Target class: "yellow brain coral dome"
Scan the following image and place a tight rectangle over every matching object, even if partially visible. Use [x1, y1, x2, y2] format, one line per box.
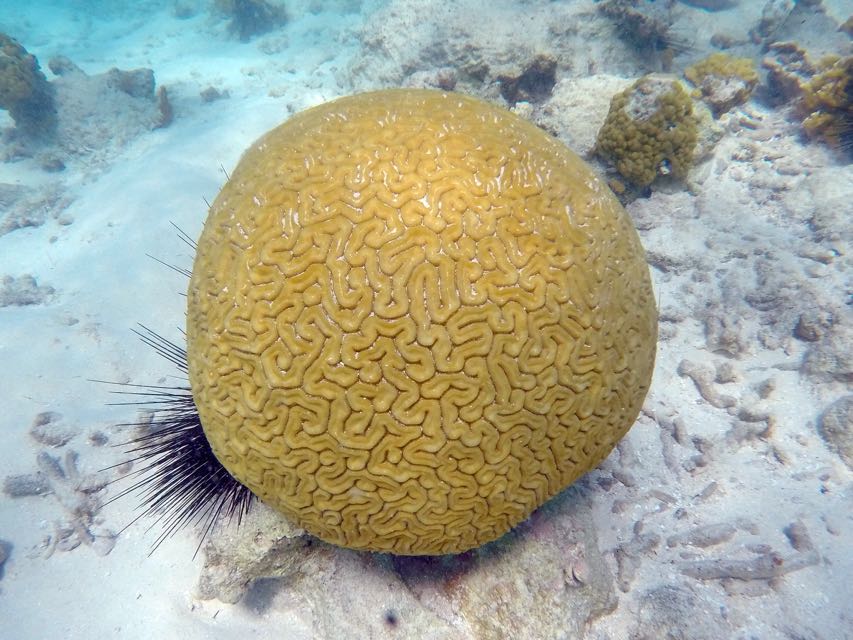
[186, 89, 658, 555]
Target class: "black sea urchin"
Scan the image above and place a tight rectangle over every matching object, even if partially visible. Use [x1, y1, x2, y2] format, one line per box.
[101, 241, 254, 555]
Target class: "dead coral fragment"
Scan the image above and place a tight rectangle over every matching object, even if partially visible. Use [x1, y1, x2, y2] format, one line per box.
[214, 0, 286, 42]
[2, 472, 51, 497]
[667, 522, 737, 549]
[0, 33, 56, 137]
[0, 274, 55, 307]
[44, 451, 115, 556]
[680, 547, 818, 581]
[595, 74, 698, 187]
[685, 53, 758, 116]
[29, 411, 75, 447]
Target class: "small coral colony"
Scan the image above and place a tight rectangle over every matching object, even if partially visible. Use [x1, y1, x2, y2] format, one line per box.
[594, 0, 851, 197]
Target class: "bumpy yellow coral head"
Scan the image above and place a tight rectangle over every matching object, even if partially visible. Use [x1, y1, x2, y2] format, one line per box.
[187, 89, 657, 555]
[595, 75, 698, 187]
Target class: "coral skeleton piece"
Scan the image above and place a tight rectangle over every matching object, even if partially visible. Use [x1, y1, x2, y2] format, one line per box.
[186, 89, 657, 555]
[0, 33, 56, 137]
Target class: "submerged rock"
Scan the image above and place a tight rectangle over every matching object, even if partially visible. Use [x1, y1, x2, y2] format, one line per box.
[0, 32, 57, 138]
[197, 488, 616, 640]
[1, 40, 171, 167]
[818, 395, 853, 470]
[0, 274, 55, 307]
[50, 62, 170, 154]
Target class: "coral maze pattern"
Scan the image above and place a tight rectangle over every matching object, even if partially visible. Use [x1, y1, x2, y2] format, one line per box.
[187, 90, 657, 554]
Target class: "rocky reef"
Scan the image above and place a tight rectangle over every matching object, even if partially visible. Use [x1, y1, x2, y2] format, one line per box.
[214, 0, 287, 41]
[1, 36, 171, 167]
[195, 488, 617, 639]
[0, 33, 56, 138]
[685, 52, 759, 116]
[764, 42, 853, 155]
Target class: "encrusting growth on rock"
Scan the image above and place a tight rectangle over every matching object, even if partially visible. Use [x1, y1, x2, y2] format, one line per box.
[685, 52, 759, 116]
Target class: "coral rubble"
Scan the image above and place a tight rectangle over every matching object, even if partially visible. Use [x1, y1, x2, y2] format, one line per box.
[751, 0, 797, 43]
[0, 274, 55, 307]
[0, 32, 56, 138]
[2, 450, 115, 557]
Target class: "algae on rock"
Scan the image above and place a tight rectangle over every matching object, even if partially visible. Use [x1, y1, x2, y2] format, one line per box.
[685, 52, 759, 116]
[764, 42, 853, 154]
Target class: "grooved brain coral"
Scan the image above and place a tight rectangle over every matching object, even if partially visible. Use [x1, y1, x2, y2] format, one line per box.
[187, 89, 658, 555]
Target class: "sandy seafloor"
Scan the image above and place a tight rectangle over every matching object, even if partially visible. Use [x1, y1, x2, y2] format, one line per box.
[0, 1, 852, 638]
